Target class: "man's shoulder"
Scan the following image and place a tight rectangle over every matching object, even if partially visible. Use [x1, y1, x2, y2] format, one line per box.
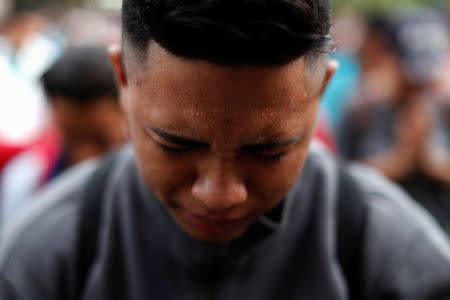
[0, 158, 99, 265]
[0, 145, 136, 298]
[307, 146, 450, 296]
[0, 156, 100, 298]
[346, 163, 450, 296]
[308, 143, 450, 250]
[347, 162, 445, 232]
[0, 145, 136, 264]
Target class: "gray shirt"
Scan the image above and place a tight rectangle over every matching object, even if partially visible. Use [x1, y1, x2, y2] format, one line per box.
[1, 144, 450, 300]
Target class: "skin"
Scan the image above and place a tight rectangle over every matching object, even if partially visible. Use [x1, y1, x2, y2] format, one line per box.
[0, 13, 49, 51]
[51, 97, 126, 166]
[109, 42, 336, 243]
[361, 95, 450, 185]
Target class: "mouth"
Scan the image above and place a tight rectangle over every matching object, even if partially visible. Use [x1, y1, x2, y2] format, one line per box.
[183, 210, 253, 234]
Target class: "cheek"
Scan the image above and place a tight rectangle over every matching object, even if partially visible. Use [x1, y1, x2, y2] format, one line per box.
[131, 126, 195, 202]
[123, 102, 188, 201]
[248, 141, 310, 208]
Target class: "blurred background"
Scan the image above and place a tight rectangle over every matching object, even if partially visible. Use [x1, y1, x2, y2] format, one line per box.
[0, 0, 448, 236]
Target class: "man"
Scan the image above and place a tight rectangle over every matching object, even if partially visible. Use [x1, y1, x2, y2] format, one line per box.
[338, 11, 450, 234]
[0, 46, 126, 237]
[1, 1, 450, 299]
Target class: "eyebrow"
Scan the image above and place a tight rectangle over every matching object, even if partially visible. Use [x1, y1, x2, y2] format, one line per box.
[148, 127, 208, 147]
[147, 126, 303, 150]
[241, 136, 303, 152]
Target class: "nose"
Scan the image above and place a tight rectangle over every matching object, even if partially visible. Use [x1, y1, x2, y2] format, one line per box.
[191, 158, 248, 212]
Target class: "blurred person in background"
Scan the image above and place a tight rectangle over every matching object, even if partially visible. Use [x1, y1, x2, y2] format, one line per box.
[0, 10, 65, 172]
[58, 8, 121, 47]
[0, 1, 450, 300]
[0, 46, 126, 238]
[338, 9, 450, 233]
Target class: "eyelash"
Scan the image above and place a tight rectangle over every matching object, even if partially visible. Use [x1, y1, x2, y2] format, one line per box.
[158, 143, 187, 155]
[158, 143, 287, 163]
[257, 152, 287, 163]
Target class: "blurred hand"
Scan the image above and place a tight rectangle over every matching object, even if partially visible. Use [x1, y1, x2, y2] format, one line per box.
[395, 97, 431, 149]
[420, 144, 450, 184]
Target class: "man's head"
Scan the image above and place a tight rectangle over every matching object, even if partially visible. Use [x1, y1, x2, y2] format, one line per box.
[42, 46, 126, 166]
[111, 0, 336, 243]
[121, 0, 333, 66]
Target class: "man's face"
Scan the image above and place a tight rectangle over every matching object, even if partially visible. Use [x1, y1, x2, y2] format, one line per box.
[111, 43, 335, 243]
[52, 98, 126, 165]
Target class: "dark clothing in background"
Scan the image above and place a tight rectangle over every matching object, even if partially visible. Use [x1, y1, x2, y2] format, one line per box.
[1, 144, 450, 299]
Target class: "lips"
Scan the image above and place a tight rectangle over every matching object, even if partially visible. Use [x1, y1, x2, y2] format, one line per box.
[183, 210, 252, 234]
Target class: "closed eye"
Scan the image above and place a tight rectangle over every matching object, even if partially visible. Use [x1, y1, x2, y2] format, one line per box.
[146, 125, 304, 161]
[241, 135, 303, 154]
[257, 151, 288, 163]
[241, 137, 303, 163]
[146, 126, 208, 152]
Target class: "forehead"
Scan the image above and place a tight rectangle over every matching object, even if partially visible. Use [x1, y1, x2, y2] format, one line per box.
[126, 44, 323, 141]
[125, 42, 323, 90]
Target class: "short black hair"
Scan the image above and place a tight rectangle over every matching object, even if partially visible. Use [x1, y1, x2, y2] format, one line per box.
[42, 46, 118, 103]
[122, 0, 333, 66]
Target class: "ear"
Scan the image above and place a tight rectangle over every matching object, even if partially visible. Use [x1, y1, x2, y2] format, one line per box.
[108, 44, 128, 110]
[319, 59, 338, 97]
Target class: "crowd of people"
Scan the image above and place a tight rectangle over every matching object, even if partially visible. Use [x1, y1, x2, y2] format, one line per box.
[0, 0, 449, 299]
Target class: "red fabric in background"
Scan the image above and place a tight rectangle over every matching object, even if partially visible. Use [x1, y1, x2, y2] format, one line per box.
[314, 116, 337, 153]
[0, 143, 27, 172]
[0, 126, 61, 175]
